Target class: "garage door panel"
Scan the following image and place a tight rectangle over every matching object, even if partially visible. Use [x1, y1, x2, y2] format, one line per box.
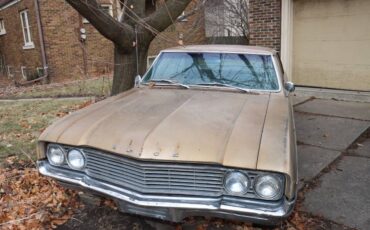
[295, 40, 370, 64]
[293, 0, 370, 90]
[295, 0, 370, 19]
[294, 15, 370, 41]
[294, 62, 370, 90]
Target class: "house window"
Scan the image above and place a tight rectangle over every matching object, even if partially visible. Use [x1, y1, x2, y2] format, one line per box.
[83, 4, 113, 23]
[147, 55, 157, 69]
[101, 4, 113, 16]
[0, 20, 6, 35]
[20, 10, 34, 49]
[145, 0, 156, 15]
[178, 11, 188, 22]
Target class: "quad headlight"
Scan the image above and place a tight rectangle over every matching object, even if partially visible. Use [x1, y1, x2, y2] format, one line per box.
[223, 171, 283, 200]
[47, 145, 65, 166]
[67, 149, 86, 170]
[254, 174, 282, 200]
[223, 171, 250, 195]
[46, 144, 86, 170]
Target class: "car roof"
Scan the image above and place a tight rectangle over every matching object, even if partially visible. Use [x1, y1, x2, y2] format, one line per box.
[162, 45, 277, 55]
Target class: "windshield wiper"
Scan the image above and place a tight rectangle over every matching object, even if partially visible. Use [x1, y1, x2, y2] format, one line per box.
[147, 79, 189, 89]
[195, 82, 258, 94]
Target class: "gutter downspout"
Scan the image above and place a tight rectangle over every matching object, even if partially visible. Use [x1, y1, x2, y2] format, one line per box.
[34, 0, 48, 83]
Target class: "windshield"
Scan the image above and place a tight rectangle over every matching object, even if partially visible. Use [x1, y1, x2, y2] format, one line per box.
[143, 52, 280, 91]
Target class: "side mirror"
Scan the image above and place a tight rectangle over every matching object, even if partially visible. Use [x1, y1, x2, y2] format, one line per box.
[135, 75, 142, 88]
[284, 81, 295, 93]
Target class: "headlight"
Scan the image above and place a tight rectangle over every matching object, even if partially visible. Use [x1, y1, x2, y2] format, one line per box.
[254, 175, 282, 200]
[47, 145, 65, 166]
[224, 171, 250, 195]
[67, 149, 85, 170]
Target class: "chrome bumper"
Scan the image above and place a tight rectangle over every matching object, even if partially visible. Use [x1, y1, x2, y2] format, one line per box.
[37, 160, 295, 225]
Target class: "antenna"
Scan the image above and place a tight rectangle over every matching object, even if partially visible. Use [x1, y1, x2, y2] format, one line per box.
[135, 25, 139, 76]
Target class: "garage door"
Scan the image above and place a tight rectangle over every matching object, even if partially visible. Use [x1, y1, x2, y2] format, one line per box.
[293, 0, 370, 91]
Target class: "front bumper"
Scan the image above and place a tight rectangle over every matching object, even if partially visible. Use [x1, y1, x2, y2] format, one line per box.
[38, 160, 295, 225]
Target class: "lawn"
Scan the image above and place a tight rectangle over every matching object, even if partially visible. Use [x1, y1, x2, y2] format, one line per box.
[0, 99, 92, 162]
[0, 77, 112, 99]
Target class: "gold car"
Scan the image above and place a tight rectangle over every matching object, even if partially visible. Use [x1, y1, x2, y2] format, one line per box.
[37, 45, 297, 225]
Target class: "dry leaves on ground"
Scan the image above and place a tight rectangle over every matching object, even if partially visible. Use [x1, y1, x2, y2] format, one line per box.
[0, 158, 83, 230]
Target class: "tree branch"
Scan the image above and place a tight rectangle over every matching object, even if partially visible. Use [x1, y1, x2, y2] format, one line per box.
[66, 0, 135, 52]
[144, 0, 192, 33]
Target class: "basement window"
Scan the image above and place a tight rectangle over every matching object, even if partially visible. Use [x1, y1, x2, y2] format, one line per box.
[101, 4, 113, 17]
[21, 66, 27, 80]
[20, 10, 34, 49]
[0, 20, 6, 35]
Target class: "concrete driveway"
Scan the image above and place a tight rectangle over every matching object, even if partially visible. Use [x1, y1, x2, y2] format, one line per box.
[58, 96, 370, 230]
[294, 98, 370, 230]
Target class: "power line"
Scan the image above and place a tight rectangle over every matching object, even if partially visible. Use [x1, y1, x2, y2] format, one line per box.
[163, 1, 176, 27]
[119, 2, 180, 45]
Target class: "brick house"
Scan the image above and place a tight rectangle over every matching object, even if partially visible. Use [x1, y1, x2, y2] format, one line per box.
[0, 0, 250, 87]
[0, 0, 213, 87]
[0, 0, 116, 86]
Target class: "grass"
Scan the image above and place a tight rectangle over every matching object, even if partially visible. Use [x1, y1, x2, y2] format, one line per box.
[1, 77, 112, 99]
[0, 99, 91, 162]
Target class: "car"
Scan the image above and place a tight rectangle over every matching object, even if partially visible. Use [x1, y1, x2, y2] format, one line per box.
[37, 45, 297, 225]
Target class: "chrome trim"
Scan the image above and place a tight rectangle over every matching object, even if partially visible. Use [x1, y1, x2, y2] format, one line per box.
[72, 147, 265, 199]
[38, 160, 296, 224]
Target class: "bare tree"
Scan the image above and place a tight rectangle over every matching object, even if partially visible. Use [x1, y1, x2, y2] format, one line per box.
[202, 0, 249, 42]
[223, 0, 249, 38]
[176, 0, 249, 44]
[66, 0, 192, 95]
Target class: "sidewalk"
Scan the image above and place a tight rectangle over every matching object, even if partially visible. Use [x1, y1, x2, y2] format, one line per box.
[294, 97, 370, 230]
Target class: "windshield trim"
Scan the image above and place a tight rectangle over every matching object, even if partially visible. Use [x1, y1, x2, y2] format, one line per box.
[142, 51, 282, 93]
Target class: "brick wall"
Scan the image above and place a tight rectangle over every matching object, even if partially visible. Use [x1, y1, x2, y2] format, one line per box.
[39, 0, 114, 83]
[83, 2, 114, 78]
[39, 0, 84, 82]
[1, 0, 269, 87]
[0, 0, 114, 87]
[248, 0, 281, 51]
[0, 0, 43, 86]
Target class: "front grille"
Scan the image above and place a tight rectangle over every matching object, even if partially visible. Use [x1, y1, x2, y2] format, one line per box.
[62, 146, 260, 198]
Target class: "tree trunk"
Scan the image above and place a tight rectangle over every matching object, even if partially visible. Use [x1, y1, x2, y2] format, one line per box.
[65, 0, 192, 96]
[111, 44, 148, 95]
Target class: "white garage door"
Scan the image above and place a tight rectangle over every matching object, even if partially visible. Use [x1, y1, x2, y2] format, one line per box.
[293, 0, 370, 91]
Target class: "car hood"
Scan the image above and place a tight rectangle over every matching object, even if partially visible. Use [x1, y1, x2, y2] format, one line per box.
[39, 88, 291, 170]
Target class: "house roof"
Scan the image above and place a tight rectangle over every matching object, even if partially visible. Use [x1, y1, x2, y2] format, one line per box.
[0, 0, 13, 7]
[162, 45, 277, 55]
[0, 0, 19, 9]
